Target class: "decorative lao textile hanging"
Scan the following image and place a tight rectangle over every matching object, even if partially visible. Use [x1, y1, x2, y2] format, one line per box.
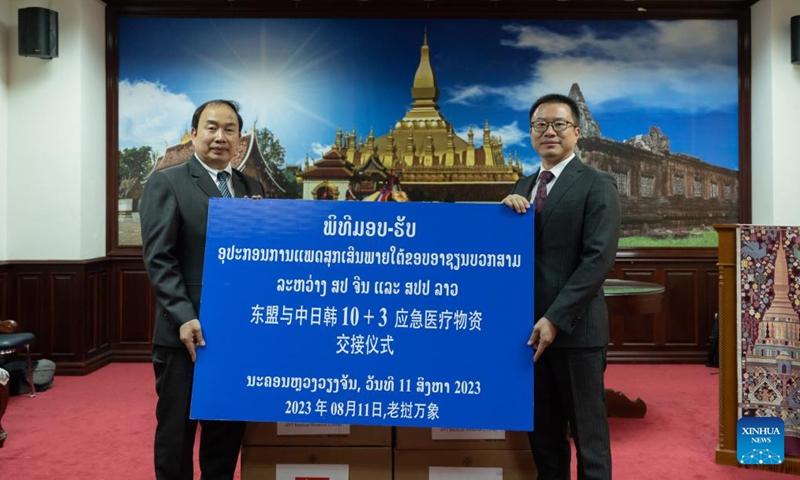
[738, 225, 800, 456]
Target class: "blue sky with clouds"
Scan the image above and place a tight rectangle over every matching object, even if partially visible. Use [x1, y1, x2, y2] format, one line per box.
[118, 18, 739, 174]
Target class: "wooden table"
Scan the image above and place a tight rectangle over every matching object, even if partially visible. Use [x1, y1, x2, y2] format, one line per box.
[602, 279, 665, 418]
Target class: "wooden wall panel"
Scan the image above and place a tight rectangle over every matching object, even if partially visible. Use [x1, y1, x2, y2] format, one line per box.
[622, 309, 655, 344]
[0, 261, 112, 374]
[50, 272, 79, 360]
[117, 269, 152, 344]
[608, 251, 718, 363]
[16, 272, 45, 360]
[689, 263, 718, 361]
[86, 264, 112, 360]
[619, 269, 658, 345]
[702, 269, 719, 349]
[0, 253, 720, 371]
[86, 271, 99, 354]
[0, 266, 9, 320]
[113, 260, 155, 361]
[99, 268, 112, 352]
[664, 270, 697, 345]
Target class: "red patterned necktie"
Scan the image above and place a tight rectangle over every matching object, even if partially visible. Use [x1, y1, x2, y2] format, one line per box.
[533, 170, 555, 214]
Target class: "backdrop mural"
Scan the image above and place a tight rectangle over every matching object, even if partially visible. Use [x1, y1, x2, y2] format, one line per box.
[116, 18, 739, 247]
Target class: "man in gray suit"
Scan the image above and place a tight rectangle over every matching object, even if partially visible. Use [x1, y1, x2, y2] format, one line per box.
[503, 94, 620, 480]
[140, 99, 265, 480]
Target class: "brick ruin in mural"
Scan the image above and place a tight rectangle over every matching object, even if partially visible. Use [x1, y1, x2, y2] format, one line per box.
[573, 85, 739, 238]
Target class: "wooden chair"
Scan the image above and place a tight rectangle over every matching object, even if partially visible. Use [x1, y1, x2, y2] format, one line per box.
[0, 320, 36, 398]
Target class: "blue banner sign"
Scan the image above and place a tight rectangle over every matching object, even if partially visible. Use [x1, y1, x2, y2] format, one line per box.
[190, 199, 534, 431]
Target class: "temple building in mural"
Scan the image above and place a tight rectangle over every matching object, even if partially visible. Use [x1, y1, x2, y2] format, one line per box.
[296, 32, 524, 203]
[740, 234, 800, 446]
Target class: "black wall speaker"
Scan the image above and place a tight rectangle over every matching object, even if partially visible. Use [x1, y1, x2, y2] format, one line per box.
[793, 16, 800, 65]
[18, 7, 58, 59]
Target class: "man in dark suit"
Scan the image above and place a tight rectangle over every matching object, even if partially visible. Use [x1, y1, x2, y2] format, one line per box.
[503, 94, 620, 480]
[140, 99, 265, 480]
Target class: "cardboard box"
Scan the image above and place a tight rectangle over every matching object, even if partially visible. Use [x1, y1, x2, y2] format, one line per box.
[241, 446, 392, 480]
[244, 422, 392, 446]
[394, 449, 537, 480]
[395, 427, 530, 450]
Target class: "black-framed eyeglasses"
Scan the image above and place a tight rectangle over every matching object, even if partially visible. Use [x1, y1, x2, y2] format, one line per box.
[530, 120, 576, 133]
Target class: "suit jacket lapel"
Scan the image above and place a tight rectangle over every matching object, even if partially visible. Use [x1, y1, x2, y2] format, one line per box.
[517, 174, 536, 199]
[537, 156, 584, 235]
[189, 155, 223, 198]
[231, 170, 247, 198]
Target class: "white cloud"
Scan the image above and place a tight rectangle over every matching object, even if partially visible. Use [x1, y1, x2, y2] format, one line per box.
[491, 121, 529, 147]
[518, 157, 541, 176]
[448, 20, 737, 114]
[284, 142, 332, 167]
[118, 80, 196, 152]
[500, 25, 581, 56]
[505, 57, 737, 113]
[501, 21, 736, 65]
[455, 121, 528, 148]
[311, 142, 334, 159]
[447, 85, 494, 105]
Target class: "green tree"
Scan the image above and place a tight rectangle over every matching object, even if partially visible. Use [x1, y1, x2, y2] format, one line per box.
[256, 128, 286, 168]
[119, 145, 155, 182]
[256, 127, 301, 198]
[279, 167, 303, 199]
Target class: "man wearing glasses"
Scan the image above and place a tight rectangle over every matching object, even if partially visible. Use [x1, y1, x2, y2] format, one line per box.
[503, 93, 621, 480]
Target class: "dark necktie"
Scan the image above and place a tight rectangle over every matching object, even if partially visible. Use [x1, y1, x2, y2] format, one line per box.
[533, 170, 554, 214]
[216, 171, 232, 198]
